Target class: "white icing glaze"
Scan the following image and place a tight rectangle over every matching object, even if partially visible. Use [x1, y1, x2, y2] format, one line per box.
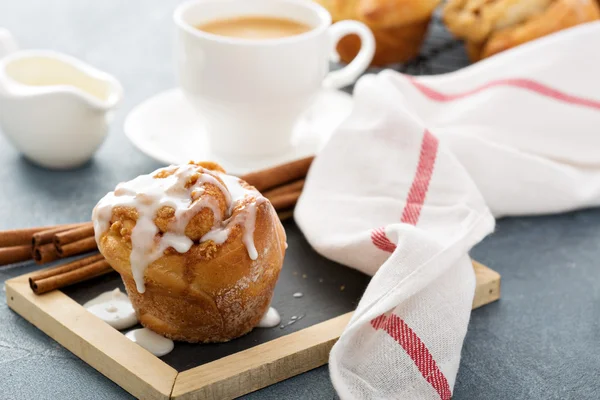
[257, 307, 281, 328]
[204, 173, 269, 260]
[219, 173, 253, 210]
[125, 328, 174, 357]
[92, 164, 266, 293]
[83, 288, 138, 330]
[200, 198, 266, 261]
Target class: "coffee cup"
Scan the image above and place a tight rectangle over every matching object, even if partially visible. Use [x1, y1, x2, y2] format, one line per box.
[174, 0, 375, 159]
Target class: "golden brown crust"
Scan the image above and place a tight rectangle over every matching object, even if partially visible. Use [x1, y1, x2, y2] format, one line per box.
[444, 0, 600, 61]
[96, 164, 287, 343]
[443, 0, 554, 43]
[357, 0, 441, 27]
[188, 160, 226, 174]
[315, 0, 440, 66]
[479, 0, 600, 59]
[465, 40, 484, 62]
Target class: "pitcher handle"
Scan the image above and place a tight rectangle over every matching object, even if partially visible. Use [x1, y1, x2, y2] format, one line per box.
[0, 28, 18, 59]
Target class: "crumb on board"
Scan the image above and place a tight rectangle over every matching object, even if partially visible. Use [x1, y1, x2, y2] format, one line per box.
[340, 285, 345, 291]
[280, 315, 305, 329]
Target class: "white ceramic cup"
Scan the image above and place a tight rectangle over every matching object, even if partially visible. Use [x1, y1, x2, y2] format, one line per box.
[174, 0, 375, 159]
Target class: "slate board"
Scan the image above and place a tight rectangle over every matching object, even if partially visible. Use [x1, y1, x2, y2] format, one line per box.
[62, 220, 372, 372]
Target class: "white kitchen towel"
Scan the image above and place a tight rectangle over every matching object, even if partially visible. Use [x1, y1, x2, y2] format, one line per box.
[295, 22, 600, 399]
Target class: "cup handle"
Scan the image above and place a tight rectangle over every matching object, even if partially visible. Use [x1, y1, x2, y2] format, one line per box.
[322, 20, 375, 90]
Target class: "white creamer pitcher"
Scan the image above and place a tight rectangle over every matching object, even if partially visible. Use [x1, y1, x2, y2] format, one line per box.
[0, 28, 123, 169]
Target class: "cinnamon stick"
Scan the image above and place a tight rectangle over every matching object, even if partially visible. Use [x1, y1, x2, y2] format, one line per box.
[54, 223, 95, 247]
[29, 253, 104, 282]
[33, 243, 60, 264]
[0, 223, 79, 247]
[277, 209, 294, 222]
[0, 245, 32, 266]
[32, 222, 89, 247]
[269, 191, 302, 211]
[55, 236, 97, 257]
[241, 156, 314, 192]
[29, 257, 113, 295]
[263, 179, 305, 199]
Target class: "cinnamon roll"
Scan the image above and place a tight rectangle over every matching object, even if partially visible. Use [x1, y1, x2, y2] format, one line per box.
[92, 162, 286, 343]
[443, 0, 600, 61]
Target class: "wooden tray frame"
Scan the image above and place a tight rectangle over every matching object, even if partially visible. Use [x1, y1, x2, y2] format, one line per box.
[5, 261, 500, 400]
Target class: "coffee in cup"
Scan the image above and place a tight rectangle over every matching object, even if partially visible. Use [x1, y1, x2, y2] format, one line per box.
[196, 16, 312, 39]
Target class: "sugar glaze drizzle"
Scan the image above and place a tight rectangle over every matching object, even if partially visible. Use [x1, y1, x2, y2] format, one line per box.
[83, 288, 138, 330]
[92, 164, 266, 293]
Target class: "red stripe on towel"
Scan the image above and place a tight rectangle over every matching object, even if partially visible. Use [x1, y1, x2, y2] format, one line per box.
[371, 227, 397, 253]
[371, 314, 452, 400]
[370, 129, 439, 251]
[369, 130, 446, 397]
[401, 130, 439, 225]
[407, 76, 600, 111]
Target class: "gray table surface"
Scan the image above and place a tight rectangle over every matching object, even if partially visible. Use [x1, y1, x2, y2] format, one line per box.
[1, 1, 599, 399]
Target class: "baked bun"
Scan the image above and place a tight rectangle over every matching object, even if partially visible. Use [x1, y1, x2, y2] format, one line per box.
[93, 162, 286, 343]
[315, 0, 441, 66]
[444, 0, 600, 61]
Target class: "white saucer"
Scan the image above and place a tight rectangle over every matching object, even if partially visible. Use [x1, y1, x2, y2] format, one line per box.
[124, 88, 353, 175]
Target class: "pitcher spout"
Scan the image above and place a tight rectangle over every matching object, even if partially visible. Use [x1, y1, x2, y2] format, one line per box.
[0, 28, 18, 60]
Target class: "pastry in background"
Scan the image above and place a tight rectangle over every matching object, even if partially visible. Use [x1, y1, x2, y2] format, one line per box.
[315, 0, 441, 66]
[444, 0, 600, 61]
[93, 162, 286, 343]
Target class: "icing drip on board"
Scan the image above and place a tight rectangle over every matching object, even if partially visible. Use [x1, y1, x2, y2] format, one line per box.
[125, 328, 174, 357]
[83, 288, 138, 330]
[257, 307, 281, 328]
[92, 164, 266, 293]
